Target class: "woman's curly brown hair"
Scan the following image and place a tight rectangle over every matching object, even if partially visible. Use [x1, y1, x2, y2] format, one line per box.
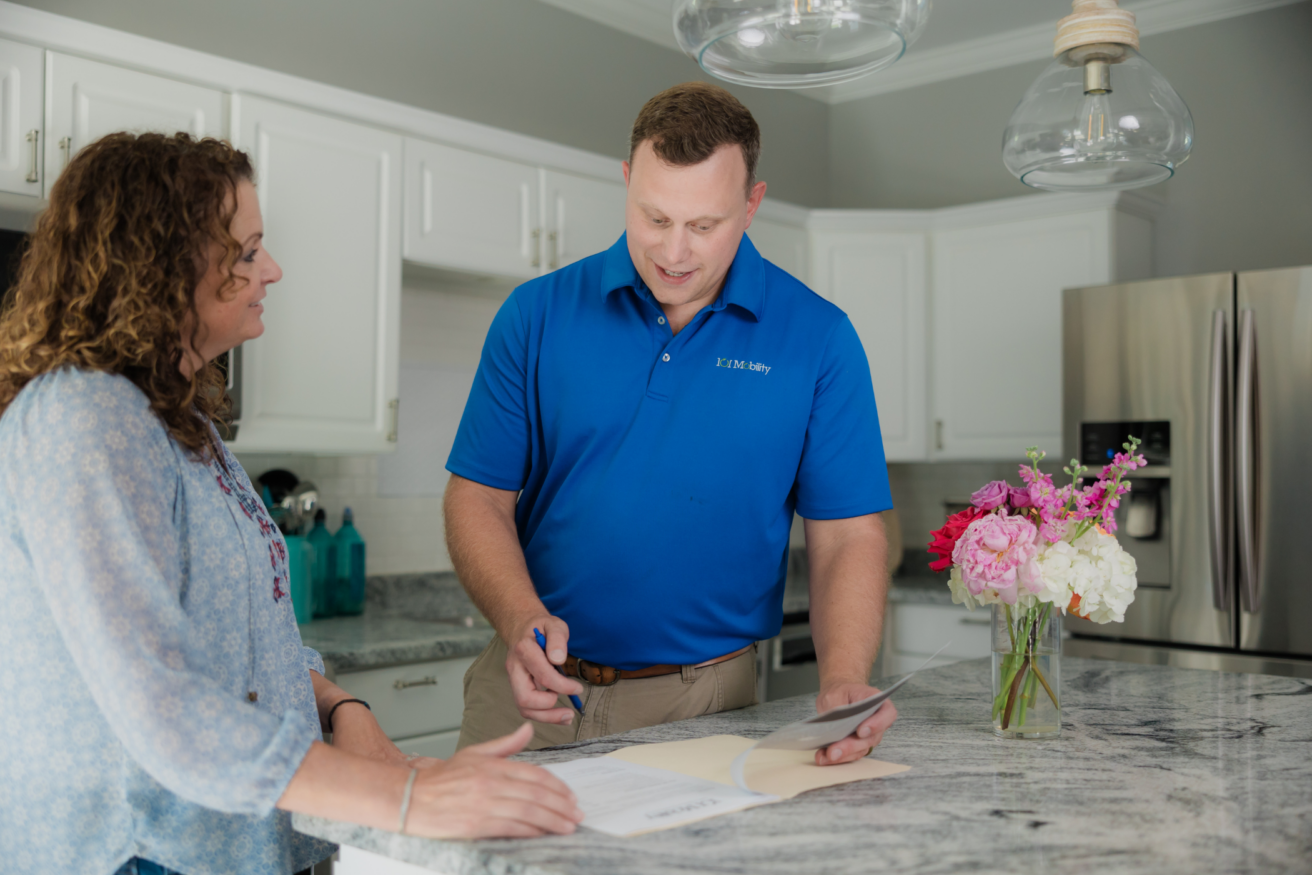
[0, 131, 254, 457]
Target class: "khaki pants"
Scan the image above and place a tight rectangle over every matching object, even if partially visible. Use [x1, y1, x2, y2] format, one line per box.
[457, 636, 759, 751]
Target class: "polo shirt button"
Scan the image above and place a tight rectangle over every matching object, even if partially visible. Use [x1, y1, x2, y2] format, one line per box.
[662, 353, 671, 362]
[657, 316, 666, 325]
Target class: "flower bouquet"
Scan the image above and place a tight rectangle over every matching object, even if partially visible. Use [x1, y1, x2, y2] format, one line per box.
[927, 439, 1145, 738]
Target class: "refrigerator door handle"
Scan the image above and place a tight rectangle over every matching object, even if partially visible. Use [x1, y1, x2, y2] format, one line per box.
[1207, 310, 1232, 613]
[1235, 309, 1260, 613]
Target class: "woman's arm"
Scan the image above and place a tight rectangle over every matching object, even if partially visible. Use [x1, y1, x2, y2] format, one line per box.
[309, 670, 415, 766]
[278, 723, 583, 839]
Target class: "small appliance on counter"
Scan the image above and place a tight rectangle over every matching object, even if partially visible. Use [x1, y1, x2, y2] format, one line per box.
[1063, 266, 1312, 679]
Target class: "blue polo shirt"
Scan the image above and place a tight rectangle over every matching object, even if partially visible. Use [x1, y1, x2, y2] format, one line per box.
[447, 233, 891, 669]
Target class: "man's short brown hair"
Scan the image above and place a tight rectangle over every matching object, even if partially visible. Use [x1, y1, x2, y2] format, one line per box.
[629, 82, 761, 192]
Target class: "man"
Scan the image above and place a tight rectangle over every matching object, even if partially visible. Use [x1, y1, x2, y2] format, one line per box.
[445, 82, 896, 767]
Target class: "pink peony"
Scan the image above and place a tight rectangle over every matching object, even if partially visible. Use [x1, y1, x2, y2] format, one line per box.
[971, 480, 1010, 510]
[951, 513, 1043, 605]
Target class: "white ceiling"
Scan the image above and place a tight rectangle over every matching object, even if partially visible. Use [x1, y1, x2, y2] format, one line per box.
[533, 0, 1305, 103]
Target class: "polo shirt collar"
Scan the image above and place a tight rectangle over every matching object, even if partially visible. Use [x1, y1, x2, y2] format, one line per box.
[601, 232, 764, 322]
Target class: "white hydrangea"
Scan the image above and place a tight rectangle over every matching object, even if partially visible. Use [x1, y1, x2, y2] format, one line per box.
[1025, 527, 1138, 623]
[947, 565, 1002, 611]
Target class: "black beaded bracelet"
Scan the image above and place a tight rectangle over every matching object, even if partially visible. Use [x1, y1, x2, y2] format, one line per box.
[326, 697, 370, 734]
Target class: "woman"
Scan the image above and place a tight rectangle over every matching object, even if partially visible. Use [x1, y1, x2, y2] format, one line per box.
[0, 132, 582, 875]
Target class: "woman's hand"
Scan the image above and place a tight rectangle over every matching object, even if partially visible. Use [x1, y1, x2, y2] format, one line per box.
[405, 722, 585, 839]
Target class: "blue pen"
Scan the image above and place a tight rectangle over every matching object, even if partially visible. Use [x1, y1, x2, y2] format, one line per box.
[534, 628, 585, 715]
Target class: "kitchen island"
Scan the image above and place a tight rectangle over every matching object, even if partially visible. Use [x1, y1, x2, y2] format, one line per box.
[294, 658, 1312, 874]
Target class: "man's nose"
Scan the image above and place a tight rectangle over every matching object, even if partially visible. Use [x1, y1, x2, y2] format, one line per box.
[660, 226, 692, 266]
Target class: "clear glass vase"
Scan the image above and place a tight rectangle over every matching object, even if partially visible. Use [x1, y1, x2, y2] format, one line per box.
[991, 602, 1061, 739]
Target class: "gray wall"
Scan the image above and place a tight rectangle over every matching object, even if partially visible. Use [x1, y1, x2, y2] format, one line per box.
[13, 0, 830, 207]
[829, 3, 1312, 276]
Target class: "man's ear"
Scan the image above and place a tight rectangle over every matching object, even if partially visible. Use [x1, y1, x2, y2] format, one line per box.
[743, 180, 768, 229]
[622, 160, 631, 186]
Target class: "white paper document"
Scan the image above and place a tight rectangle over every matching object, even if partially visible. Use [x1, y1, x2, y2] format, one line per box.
[544, 756, 778, 837]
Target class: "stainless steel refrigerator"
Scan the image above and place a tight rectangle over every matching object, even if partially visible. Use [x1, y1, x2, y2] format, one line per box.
[1062, 266, 1312, 679]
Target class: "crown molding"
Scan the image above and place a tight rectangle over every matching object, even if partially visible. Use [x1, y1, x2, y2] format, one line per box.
[807, 190, 1165, 232]
[820, 0, 1306, 104]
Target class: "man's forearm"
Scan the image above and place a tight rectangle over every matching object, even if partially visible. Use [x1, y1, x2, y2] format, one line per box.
[805, 513, 889, 688]
[443, 474, 547, 642]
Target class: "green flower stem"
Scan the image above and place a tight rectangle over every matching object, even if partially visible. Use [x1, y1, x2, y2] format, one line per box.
[1001, 657, 1030, 730]
[1030, 659, 1060, 711]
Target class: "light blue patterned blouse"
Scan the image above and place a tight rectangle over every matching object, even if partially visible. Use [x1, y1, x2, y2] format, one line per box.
[0, 368, 336, 874]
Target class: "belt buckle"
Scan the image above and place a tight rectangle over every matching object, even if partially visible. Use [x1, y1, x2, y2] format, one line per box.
[577, 658, 619, 686]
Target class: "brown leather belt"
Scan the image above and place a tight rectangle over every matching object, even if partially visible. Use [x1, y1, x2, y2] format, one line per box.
[563, 644, 753, 687]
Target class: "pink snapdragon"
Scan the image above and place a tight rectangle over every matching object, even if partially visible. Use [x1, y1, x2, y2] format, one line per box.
[951, 513, 1042, 605]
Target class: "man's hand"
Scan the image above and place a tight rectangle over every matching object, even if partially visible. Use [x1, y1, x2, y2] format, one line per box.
[813, 682, 898, 766]
[406, 722, 585, 839]
[506, 614, 583, 726]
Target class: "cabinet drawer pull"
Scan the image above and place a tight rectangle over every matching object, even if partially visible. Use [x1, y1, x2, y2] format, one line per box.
[548, 231, 559, 270]
[393, 676, 438, 690]
[531, 228, 541, 268]
[59, 136, 72, 170]
[25, 130, 39, 183]
[959, 616, 991, 626]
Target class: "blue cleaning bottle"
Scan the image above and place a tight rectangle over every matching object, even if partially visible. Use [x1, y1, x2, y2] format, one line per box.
[307, 508, 337, 619]
[334, 507, 366, 616]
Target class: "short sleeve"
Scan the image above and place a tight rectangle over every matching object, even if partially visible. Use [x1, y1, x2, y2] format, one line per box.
[793, 316, 893, 519]
[446, 291, 532, 491]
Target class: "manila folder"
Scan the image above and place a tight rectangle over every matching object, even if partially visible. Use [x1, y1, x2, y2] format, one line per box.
[605, 734, 909, 799]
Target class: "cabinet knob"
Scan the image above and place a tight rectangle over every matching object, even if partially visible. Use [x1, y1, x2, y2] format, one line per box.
[393, 676, 438, 690]
[387, 398, 399, 443]
[59, 136, 72, 171]
[531, 229, 541, 268]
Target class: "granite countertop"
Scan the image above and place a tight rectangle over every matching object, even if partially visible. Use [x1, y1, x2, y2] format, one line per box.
[297, 573, 494, 675]
[294, 658, 1312, 874]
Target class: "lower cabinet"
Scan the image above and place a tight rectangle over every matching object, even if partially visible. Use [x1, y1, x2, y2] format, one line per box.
[333, 656, 474, 751]
[880, 601, 992, 676]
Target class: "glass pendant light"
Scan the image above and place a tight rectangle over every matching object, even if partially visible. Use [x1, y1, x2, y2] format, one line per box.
[674, 0, 931, 89]
[1002, 0, 1193, 191]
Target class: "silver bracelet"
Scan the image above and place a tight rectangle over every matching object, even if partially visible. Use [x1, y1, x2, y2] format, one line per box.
[398, 768, 418, 835]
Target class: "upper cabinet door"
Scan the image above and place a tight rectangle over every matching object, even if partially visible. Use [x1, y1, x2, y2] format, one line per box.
[0, 38, 43, 199]
[403, 137, 540, 279]
[811, 231, 927, 462]
[746, 217, 809, 283]
[43, 52, 224, 197]
[230, 95, 403, 454]
[931, 212, 1111, 461]
[540, 168, 626, 270]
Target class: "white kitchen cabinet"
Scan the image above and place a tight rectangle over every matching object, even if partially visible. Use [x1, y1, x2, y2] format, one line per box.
[881, 600, 992, 675]
[810, 229, 927, 462]
[0, 38, 43, 199]
[43, 52, 225, 198]
[403, 137, 541, 279]
[930, 201, 1152, 460]
[333, 656, 473, 742]
[229, 95, 402, 454]
[541, 167, 626, 269]
[748, 215, 808, 282]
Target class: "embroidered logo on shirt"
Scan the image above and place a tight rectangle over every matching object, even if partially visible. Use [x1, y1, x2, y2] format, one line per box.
[715, 357, 771, 375]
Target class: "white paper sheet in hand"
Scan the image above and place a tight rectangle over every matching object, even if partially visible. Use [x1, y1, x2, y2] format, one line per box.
[729, 643, 948, 791]
[545, 757, 778, 837]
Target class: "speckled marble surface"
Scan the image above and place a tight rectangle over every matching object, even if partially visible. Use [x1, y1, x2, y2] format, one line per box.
[293, 658, 1312, 874]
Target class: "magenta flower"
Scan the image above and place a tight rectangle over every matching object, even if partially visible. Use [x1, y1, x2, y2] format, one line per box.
[951, 513, 1042, 605]
[971, 480, 1011, 510]
[1008, 486, 1033, 509]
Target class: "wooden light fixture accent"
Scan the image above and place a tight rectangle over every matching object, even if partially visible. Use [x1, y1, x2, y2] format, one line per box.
[1054, 0, 1140, 55]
